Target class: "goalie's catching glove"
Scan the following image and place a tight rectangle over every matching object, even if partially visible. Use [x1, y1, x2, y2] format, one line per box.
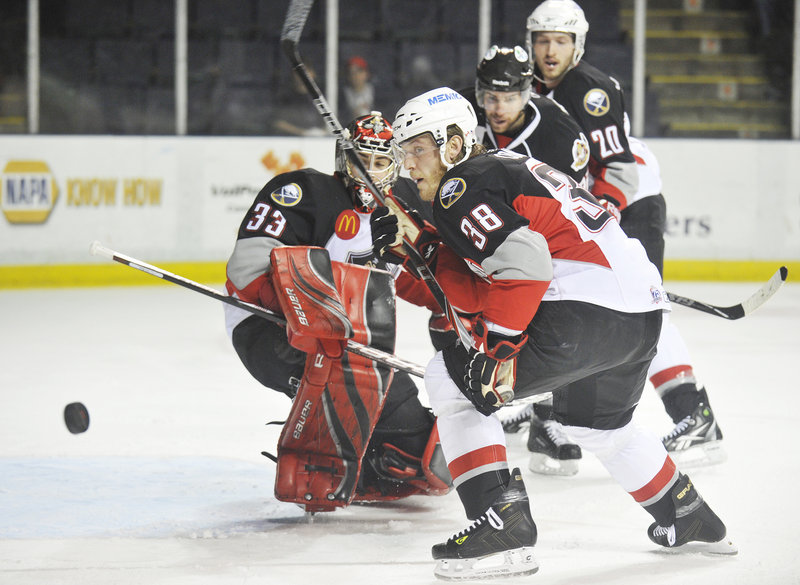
[370, 195, 439, 269]
[463, 318, 527, 416]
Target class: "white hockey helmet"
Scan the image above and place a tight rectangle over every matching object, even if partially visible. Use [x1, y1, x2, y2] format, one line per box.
[526, 0, 589, 70]
[392, 87, 478, 170]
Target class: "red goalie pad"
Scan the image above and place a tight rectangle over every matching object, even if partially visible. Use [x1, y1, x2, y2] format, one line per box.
[274, 258, 397, 512]
[270, 246, 353, 358]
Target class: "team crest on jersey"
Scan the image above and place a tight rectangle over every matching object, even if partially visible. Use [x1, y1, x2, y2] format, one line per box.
[334, 209, 360, 240]
[571, 133, 590, 172]
[583, 88, 610, 117]
[439, 178, 466, 209]
[270, 183, 302, 206]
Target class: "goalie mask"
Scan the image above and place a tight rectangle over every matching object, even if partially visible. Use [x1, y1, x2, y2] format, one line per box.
[526, 0, 589, 75]
[336, 112, 401, 211]
[475, 45, 534, 108]
[392, 87, 478, 171]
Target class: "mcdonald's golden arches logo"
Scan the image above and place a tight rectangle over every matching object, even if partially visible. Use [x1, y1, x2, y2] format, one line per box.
[334, 209, 360, 240]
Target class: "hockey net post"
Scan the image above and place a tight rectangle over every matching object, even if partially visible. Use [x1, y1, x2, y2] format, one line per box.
[88, 241, 426, 378]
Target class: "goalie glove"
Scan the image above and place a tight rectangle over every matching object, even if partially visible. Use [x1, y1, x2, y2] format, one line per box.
[463, 318, 527, 416]
[370, 194, 439, 269]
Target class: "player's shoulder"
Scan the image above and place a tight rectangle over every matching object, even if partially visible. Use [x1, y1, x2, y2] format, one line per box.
[259, 168, 346, 210]
[443, 151, 527, 191]
[557, 62, 626, 121]
[564, 61, 622, 93]
[529, 93, 580, 129]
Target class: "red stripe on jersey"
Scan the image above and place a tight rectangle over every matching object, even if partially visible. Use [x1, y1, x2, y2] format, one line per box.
[512, 194, 611, 268]
[448, 444, 507, 482]
[650, 365, 694, 389]
[629, 455, 677, 503]
[633, 153, 646, 166]
[588, 162, 628, 210]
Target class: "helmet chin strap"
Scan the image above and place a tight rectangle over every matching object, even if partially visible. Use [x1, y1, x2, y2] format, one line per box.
[440, 139, 472, 171]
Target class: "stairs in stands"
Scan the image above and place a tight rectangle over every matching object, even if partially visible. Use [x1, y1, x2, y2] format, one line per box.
[620, 0, 791, 138]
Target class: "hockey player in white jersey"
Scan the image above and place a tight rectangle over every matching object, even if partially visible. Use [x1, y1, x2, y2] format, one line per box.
[371, 88, 735, 580]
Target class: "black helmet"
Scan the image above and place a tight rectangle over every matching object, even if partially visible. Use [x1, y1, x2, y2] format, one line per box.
[476, 45, 533, 97]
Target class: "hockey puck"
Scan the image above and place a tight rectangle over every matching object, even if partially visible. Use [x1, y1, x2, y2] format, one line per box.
[64, 402, 90, 434]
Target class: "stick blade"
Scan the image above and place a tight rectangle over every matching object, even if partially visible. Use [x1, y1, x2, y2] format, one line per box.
[741, 266, 788, 316]
[280, 0, 315, 44]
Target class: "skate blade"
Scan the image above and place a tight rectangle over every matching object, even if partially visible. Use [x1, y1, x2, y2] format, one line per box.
[528, 453, 579, 477]
[668, 441, 727, 469]
[657, 537, 738, 556]
[434, 547, 539, 581]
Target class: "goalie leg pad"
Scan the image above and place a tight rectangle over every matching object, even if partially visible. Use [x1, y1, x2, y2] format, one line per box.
[274, 262, 398, 511]
[271, 246, 353, 357]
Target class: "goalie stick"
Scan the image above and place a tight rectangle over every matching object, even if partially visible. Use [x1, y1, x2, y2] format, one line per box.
[88, 241, 426, 379]
[666, 266, 788, 320]
[279, 0, 513, 408]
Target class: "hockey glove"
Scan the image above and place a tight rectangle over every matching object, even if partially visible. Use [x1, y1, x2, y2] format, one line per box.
[598, 198, 621, 222]
[370, 195, 439, 268]
[463, 318, 527, 416]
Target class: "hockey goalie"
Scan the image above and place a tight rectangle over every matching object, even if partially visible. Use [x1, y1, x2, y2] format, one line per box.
[227, 246, 451, 512]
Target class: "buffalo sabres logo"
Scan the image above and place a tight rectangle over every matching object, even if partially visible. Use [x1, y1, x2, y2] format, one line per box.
[439, 178, 467, 209]
[270, 182, 302, 206]
[583, 88, 610, 117]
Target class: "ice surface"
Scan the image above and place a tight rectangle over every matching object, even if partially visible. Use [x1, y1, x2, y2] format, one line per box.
[1, 280, 798, 584]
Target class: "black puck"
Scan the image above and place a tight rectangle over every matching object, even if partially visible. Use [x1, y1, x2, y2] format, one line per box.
[64, 402, 90, 434]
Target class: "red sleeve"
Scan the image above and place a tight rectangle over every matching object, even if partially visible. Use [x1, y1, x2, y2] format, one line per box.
[395, 270, 440, 312]
[482, 278, 550, 332]
[433, 246, 489, 315]
[589, 158, 629, 210]
[225, 272, 282, 312]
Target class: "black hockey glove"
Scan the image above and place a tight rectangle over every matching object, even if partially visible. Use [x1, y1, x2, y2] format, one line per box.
[370, 195, 439, 269]
[371, 206, 402, 264]
[463, 318, 527, 416]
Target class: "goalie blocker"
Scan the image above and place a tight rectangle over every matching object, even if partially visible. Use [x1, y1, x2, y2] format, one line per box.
[269, 247, 451, 512]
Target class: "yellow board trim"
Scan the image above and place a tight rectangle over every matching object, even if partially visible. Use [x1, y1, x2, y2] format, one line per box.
[0, 260, 794, 289]
[0, 262, 227, 289]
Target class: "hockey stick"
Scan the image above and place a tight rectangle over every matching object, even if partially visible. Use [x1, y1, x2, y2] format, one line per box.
[667, 266, 788, 320]
[280, 1, 471, 346]
[280, 1, 509, 403]
[88, 241, 426, 378]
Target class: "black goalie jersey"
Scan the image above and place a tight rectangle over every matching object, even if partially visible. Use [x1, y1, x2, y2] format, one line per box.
[226, 168, 434, 310]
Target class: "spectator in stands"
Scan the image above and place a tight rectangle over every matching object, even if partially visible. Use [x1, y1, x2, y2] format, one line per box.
[271, 66, 327, 137]
[341, 55, 375, 122]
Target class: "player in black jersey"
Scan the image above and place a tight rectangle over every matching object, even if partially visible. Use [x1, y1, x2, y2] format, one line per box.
[370, 87, 733, 580]
[465, 44, 589, 185]
[526, 0, 725, 468]
[224, 112, 450, 510]
[458, 44, 590, 474]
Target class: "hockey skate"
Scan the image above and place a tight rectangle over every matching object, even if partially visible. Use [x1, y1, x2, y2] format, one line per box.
[432, 468, 538, 580]
[499, 403, 533, 434]
[648, 474, 737, 555]
[527, 415, 582, 476]
[662, 391, 726, 468]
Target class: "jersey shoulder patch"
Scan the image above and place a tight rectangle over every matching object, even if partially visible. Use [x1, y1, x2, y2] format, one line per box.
[438, 177, 467, 209]
[582, 87, 611, 117]
[270, 182, 303, 206]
